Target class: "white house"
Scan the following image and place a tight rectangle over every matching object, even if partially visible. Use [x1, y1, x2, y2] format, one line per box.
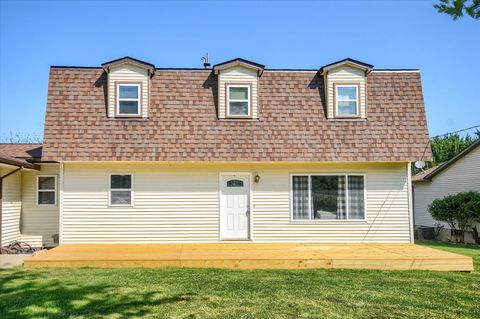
[413, 139, 480, 243]
[0, 57, 431, 247]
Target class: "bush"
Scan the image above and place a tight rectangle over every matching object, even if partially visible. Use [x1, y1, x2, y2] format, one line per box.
[428, 191, 480, 243]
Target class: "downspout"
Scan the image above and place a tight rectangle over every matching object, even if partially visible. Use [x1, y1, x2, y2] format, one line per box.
[0, 166, 23, 250]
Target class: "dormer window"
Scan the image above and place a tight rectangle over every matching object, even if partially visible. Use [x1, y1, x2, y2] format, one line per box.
[117, 84, 141, 116]
[335, 84, 359, 117]
[213, 58, 265, 120]
[227, 85, 250, 117]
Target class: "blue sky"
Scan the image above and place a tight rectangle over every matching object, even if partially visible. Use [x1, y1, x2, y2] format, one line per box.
[0, 0, 479, 141]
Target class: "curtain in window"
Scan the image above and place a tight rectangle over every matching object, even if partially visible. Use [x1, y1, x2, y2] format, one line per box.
[337, 176, 346, 219]
[348, 176, 365, 219]
[292, 176, 309, 219]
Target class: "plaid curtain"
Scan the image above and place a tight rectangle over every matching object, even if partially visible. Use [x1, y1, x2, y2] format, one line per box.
[337, 176, 346, 219]
[348, 176, 365, 219]
[293, 176, 309, 219]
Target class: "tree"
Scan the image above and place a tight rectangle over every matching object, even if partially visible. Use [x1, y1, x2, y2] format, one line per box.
[411, 131, 479, 175]
[434, 0, 480, 20]
[428, 192, 480, 243]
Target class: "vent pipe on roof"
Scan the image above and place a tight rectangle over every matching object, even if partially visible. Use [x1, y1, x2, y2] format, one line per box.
[202, 53, 211, 69]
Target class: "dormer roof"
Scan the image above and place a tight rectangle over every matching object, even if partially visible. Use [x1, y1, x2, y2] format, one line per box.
[101, 56, 156, 76]
[320, 58, 374, 75]
[213, 58, 265, 76]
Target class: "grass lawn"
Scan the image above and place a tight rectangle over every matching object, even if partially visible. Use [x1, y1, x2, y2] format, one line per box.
[0, 242, 479, 319]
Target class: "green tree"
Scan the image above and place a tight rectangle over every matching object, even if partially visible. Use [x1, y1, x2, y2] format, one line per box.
[428, 192, 480, 243]
[430, 132, 479, 166]
[434, 0, 480, 20]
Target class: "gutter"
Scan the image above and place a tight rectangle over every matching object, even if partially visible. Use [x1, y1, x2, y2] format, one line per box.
[0, 156, 40, 170]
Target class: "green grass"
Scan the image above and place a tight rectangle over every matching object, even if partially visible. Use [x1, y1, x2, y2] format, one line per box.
[0, 243, 479, 319]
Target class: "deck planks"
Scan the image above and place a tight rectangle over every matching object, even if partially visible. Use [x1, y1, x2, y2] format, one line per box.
[23, 243, 474, 271]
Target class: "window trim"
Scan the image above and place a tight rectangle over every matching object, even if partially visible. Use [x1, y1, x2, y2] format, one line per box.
[289, 173, 367, 222]
[226, 83, 251, 118]
[109, 173, 134, 207]
[334, 83, 360, 118]
[115, 82, 142, 117]
[36, 175, 57, 206]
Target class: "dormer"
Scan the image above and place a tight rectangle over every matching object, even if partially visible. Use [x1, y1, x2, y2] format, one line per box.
[102, 57, 155, 118]
[320, 58, 373, 120]
[213, 58, 265, 120]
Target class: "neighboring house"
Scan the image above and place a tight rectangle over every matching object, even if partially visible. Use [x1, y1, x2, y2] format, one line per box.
[412, 139, 480, 243]
[0, 56, 431, 247]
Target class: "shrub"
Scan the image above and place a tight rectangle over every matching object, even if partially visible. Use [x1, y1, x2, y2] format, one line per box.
[428, 191, 480, 243]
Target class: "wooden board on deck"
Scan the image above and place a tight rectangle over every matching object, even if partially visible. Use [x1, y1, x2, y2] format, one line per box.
[23, 243, 474, 272]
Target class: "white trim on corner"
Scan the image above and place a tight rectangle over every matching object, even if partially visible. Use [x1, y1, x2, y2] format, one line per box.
[407, 163, 414, 243]
[108, 173, 134, 207]
[36, 175, 57, 206]
[218, 172, 253, 241]
[58, 162, 64, 244]
[289, 173, 367, 223]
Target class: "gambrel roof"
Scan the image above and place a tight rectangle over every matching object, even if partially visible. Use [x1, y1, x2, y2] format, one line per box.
[42, 65, 431, 162]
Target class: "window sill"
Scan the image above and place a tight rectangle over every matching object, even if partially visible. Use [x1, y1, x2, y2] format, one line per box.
[328, 118, 367, 122]
[290, 219, 368, 224]
[108, 117, 149, 122]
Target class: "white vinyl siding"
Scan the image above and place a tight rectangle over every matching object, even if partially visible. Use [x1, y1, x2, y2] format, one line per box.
[218, 67, 258, 119]
[21, 165, 60, 247]
[413, 146, 480, 228]
[108, 64, 149, 118]
[326, 66, 366, 119]
[1, 168, 22, 246]
[61, 162, 410, 244]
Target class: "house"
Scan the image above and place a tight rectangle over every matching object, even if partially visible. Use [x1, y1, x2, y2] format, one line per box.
[0, 56, 431, 247]
[412, 139, 480, 243]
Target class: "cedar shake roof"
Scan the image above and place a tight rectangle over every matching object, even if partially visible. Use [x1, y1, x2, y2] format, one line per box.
[0, 143, 42, 169]
[42, 67, 432, 162]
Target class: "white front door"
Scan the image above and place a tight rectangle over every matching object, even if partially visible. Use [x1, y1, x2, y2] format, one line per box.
[220, 174, 250, 240]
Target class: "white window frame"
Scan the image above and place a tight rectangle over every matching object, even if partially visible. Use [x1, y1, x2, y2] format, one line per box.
[335, 84, 359, 117]
[37, 175, 57, 206]
[226, 84, 251, 117]
[290, 173, 367, 222]
[109, 173, 134, 207]
[116, 84, 141, 116]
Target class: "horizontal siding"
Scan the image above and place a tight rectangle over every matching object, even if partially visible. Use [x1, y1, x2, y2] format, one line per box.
[327, 66, 366, 119]
[21, 165, 60, 247]
[1, 168, 22, 246]
[108, 64, 149, 118]
[62, 162, 410, 244]
[414, 146, 480, 227]
[218, 67, 258, 119]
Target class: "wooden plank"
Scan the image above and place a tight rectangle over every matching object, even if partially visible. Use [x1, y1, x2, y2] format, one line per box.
[23, 243, 474, 272]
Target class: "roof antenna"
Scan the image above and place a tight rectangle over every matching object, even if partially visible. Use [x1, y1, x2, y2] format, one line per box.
[201, 53, 210, 69]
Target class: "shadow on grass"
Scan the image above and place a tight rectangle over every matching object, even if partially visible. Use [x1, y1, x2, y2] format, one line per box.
[0, 270, 194, 319]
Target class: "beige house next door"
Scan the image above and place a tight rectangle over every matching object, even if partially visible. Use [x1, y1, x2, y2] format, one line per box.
[219, 174, 250, 240]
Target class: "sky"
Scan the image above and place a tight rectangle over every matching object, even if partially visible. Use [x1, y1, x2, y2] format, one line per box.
[0, 0, 479, 142]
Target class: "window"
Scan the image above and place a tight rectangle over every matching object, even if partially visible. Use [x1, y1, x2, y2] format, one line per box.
[227, 179, 244, 187]
[110, 174, 133, 205]
[227, 85, 250, 116]
[292, 174, 365, 220]
[117, 84, 141, 116]
[335, 85, 359, 116]
[37, 176, 56, 205]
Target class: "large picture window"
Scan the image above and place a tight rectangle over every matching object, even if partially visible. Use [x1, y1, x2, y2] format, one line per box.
[292, 174, 365, 220]
[37, 176, 56, 205]
[110, 174, 133, 205]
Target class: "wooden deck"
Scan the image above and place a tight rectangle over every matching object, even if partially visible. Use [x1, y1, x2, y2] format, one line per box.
[23, 243, 474, 272]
